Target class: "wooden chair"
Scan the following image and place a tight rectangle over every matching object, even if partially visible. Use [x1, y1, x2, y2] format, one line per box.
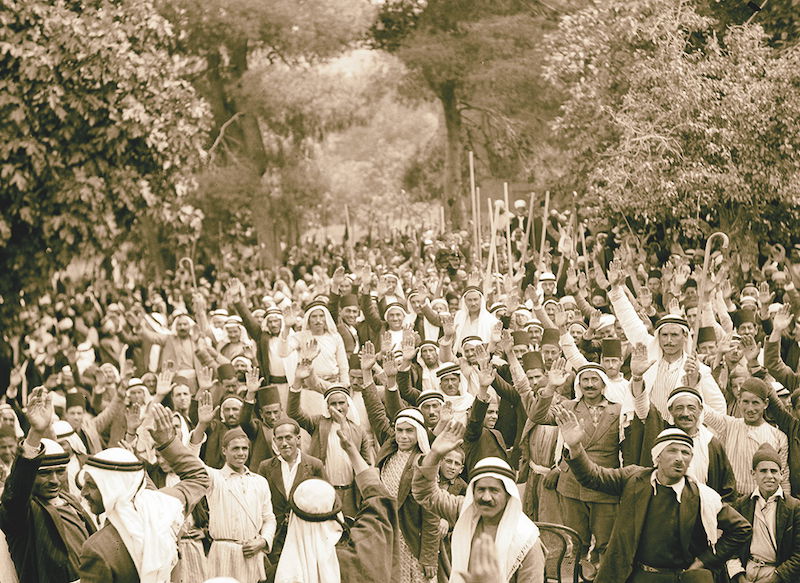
[536, 522, 582, 583]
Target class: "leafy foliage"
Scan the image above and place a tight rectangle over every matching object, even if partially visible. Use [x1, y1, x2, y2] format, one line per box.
[0, 0, 209, 325]
[543, 0, 800, 251]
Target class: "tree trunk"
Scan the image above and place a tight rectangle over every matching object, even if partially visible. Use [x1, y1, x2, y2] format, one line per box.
[440, 80, 466, 230]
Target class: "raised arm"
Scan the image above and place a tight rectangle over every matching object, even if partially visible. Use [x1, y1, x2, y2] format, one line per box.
[412, 421, 465, 525]
[287, 369, 317, 436]
[607, 260, 652, 346]
[149, 404, 210, 512]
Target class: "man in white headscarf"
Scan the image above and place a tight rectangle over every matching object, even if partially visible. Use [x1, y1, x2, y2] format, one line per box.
[412, 421, 545, 583]
[53, 419, 87, 497]
[274, 422, 398, 583]
[78, 403, 210, 583]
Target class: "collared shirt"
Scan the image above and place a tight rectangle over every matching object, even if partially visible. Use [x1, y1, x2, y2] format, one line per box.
[584, 398, 609, 426]
[279, 451, 302, 495]
[750, 487, 783, 563]
[650, 471, 686, 502]
[207, 463, 276, 547]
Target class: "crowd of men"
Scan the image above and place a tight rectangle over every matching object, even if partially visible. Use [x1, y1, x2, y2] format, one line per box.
[2, 198, 800, 583]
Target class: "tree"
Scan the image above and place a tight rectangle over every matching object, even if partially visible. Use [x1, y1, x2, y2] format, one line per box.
[372, 1, 571, 229]
[156, 0, 375, 268]
[543, 0, 800, 255]
[0, 0, 208, 328]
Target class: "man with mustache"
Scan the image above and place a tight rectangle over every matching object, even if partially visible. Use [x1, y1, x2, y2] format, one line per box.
[557, 410, 751, 583]
[726, 443, 800, 583]
[627, 344, 738, 502]
[412, 420, 544, 582]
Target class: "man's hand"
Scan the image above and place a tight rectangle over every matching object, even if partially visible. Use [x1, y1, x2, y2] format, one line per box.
[423, 565, 437, 579]
[440, 312, 455, 339]
[741, 334, 760, 363]
[382, 352, 398, 379]
[148, 403, 176, 447]
[554, 405, 585, 451]
[457, 533, 502, 583]
[553, 303, 569, 329]
[436, 518, 449, 538]
[197, 366, 214, 391]
[497, 329, 514, 356]
[685, 558, 704, 571]
[360, 341, 378, 371]
[226, 278, 245, 304]
[607, 259, 626, 287]
[156, 370, 174, 398]
[245, 366, 262, 397]
[196, 390, 216, 426]
[758, 281, 775, 306]
[331, 266, 346, 294]
[241, 537, 267, 559]
[546, 357, 569, 389]
[428, 420, 465, 462]
[125, 402, 144, 433]
[629, 343, 654, 378]
[773, 304, 794, 332]
[298, 338, 320, 362]
[683, 353, 700, 388]
[401, 329, 417, 363]
[542, 467, 560, 490]
[25, 386, 53, 435]
[475, 346, 494, 388]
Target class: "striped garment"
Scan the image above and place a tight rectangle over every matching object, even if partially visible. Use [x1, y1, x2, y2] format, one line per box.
[703, 411, 790, 496]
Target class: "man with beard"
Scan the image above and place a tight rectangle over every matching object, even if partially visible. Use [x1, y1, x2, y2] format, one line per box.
[229, 278, 292, 407]
[136, 306, 205, 379]
[257, 417, 326, 580]
[0, 387, 96, 583]
[557, 413, 751, 583]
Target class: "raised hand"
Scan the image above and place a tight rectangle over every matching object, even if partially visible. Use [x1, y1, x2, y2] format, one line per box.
[668, 297, 682, 316]
[577, 272, 589, 294]
[773, 304, 794, 332]
[547, 357, 569, 388]
[467, 269, 482, 288]
[381, 330, 393, 353]
[497, 329, 514, 356]
[440, 312, 455, 339]
[490, 320, 503, 344]
[429, 419, 466, 460]
[740, 334, 760, 362]
[148, 403, 176, 447]
[360, 341, 378, 371]
[382, 351, 398, 378]
[629, 343, 655, 377]
[25, 386, 53, 435]
[683, 353, 700, 387]
[553, 303, 569, 329]
[593, 266, 610, 290]
[638, 287, 653, 309]
[245, 366, 262, 395]
[196, 390, 216, 425]
[197, 365, 214, 391]
[758, 281, 775, 306]
[554, 406, 585, 450]
[282, 304, 300, 329]
[125, 402, 144, 433]
[331, 266, 346, 292]
[401, 330, 417, 363]
[476, 351, 494, 388]
[587, 309, 603, 332]
[607, 259, 626, 287]
[298, 338, 320, 362]
[336, 426, 356, 454]
[457, 533, 502, 583]
[156, 370, 174, 397]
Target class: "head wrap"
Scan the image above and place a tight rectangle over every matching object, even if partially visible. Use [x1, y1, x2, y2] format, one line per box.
[83, 448, 184, 583]
[394, 408, 430, 453]
[322, 385, 360, 424]
[417, 391, 445, 408]
[39, 438, 70, 470]
[453, 288, 498, 349]
[601, 339, 622, 359]
[451, 457, 539, 582]
[274, 478, 344, 583]
[521, 351, 545, 372]
[651, 428, 694, 465]
[53, 419, 87, 456]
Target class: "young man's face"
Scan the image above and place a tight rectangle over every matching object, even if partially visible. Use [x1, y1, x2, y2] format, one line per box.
[260, 403, 282, 428]
[440, 450, 464, 481]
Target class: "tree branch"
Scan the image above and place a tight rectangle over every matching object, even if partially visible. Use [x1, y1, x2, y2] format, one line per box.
[207, 112, 243, 161]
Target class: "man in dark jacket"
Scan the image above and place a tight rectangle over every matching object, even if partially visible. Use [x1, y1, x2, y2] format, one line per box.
[0, 386, 96, 583]
[257, 417, 326, 572]
[727, 443, 800, 583]
[557, 409, 752, 583]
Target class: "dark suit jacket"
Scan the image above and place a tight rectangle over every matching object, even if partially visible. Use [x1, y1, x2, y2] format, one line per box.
[239, 400, 276, 472]
[233, 299, 275, 382]
[731, 491, 800, 582]
[765, 378, 800, 497]
[0, 450, 96, 583]
[464, 396, 509, 476]
[336, 321, 371, 356]
[566, 449, 752, 583]
[78, 436, 210, 583]
[258, 452, 326, 558]
[362, 383, 442, 569]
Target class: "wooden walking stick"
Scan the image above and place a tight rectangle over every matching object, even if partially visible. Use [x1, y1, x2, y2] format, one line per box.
[517, 190, 536, 280]
[538, 190, 551, 270]
[503, 183, 514, 279]
[484, 199, 500, 291]
[692, 232, 729, 352]
[179, 257, 198, 291]
[469, 152, 479, 263]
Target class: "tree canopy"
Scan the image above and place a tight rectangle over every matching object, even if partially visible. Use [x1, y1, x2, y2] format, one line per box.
[0, 0, 208, 326]
[543, 0, 800, 251]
